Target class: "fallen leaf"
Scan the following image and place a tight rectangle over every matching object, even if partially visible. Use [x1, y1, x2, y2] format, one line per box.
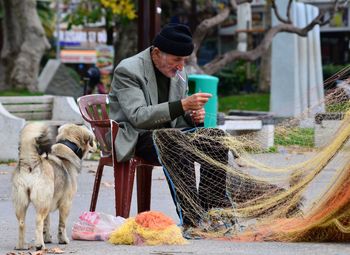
[101, 181, 114, 188]
[6, 252, 17, 255]
[87, 169, 97, 174]
[0, 171, 8, 175]
[29, 251, 45, 255]
[47, 247, 64, 254]
[7, 162, 17, 167]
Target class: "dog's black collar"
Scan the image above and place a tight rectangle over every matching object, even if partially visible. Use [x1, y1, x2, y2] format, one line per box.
[57, 140, 83, 159]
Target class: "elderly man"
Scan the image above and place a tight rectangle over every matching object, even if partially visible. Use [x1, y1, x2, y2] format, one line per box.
[109, 23, 229, 227]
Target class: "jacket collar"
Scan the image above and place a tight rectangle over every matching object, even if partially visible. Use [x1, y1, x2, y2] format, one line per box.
[140, 48, 158, 104]
[139, 47, 182, 105]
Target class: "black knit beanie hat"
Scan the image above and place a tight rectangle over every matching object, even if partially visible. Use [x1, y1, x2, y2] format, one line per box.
[153, 23, 194, 56]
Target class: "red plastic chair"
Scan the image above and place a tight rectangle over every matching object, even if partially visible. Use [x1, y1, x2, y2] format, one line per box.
[77, 94, 156, 218]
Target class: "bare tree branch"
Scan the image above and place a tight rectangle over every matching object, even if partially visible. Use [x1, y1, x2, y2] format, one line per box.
[230, 0, 238, 9]
[188, 7, 230, 73]
[271, 0, 291, 24]
[192, 8, 230, 54]
[188, 0, 343, 75]
[286, 0, 293, 22]
[202, 0, 341, 75]
[237, 0, 253, 4]
[300, 10, 325, 32]
[188, 0, 254, 73]
[321, 0, 340, 25]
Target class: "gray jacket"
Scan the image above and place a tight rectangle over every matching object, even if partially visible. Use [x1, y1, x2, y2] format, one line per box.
[109, 47, 192, 162]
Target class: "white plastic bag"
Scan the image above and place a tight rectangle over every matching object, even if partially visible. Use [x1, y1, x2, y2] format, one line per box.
[72, 211, 125, 241]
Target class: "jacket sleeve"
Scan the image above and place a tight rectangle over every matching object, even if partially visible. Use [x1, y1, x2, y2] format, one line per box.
[110, 65, 172, 130]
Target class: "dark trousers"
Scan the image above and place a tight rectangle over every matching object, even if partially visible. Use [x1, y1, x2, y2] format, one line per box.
[135, 128, 229, 226]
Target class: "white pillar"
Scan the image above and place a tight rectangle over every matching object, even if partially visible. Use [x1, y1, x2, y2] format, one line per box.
[270, 1, 324, 118]
[237, 3, 252, 52]
[271, 0, 299, 117]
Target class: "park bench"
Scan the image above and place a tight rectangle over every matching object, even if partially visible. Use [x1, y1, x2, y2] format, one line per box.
[218, 110, 275, 149]
[0, 95, 84, 161]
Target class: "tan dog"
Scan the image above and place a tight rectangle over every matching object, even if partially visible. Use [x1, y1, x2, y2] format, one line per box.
[12, 123, 96, 250]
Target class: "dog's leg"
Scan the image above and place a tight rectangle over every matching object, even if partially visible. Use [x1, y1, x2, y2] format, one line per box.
[43, 214, 52, 243]
[35, 210, 49, 250]
[14, 200, 29, 250]
[58, 206, 70, 244]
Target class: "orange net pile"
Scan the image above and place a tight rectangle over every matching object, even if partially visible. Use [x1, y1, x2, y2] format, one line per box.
[109, 211, 187, 245]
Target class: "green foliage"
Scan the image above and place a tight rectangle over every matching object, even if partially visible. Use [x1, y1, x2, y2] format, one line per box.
[37, 0, 55, 38]
[266, 146, 278, 153]
[323, 64, 350, 113]
[323, 64, 349, 81]
[0, 4, 3, 19]
[65, 2, 103, 29]
[326, 101, 350, 112]
[0, 160, 16, 164]
[64, 0, 136, 30]
[218, 93, 270, 113]
[274, 128, 314, 147]
[0, 89, 43, 96]
[215, 61, 258, 96]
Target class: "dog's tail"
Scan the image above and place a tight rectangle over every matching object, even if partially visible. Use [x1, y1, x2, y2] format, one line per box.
[18, 122, 54, 169]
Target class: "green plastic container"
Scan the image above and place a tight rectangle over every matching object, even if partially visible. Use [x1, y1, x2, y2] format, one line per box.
[188, 74, 219, 128]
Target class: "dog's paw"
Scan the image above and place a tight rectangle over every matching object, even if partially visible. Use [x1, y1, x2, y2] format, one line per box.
[44, 232, 52, 243]
[14, 244, 29, 250]
[35, 244, 45, 251]
[58, 238, 70, 245]
[58, 234, 69, 244]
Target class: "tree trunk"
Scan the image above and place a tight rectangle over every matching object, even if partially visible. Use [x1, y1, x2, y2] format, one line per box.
[258, 0, 272, 93]
[1, 0, 50, 91]
[0, 18, 6, 90]
[114, 21, 138, 67]
[258, 45, 271, 93]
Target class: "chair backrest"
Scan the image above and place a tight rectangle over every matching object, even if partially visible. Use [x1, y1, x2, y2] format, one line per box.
[77, 94, 112, 157]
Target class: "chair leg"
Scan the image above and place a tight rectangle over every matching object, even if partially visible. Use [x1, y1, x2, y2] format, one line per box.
[137, 165, 153, 213]
[90, 160, 105, 212]
[114, 160, 136, 218]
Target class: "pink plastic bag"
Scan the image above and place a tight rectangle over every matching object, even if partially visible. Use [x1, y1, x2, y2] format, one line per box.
[72, 211, 125, 241]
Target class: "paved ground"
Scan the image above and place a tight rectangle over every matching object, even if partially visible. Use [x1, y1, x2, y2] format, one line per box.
[1, 153, 350, 255]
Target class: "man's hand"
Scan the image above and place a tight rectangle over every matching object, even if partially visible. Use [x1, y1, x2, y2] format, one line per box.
[181, 93, 212, 111]
[190, 108, 205, 124]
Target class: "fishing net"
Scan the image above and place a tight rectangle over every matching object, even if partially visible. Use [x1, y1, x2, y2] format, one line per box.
[152, 66, 350, 242]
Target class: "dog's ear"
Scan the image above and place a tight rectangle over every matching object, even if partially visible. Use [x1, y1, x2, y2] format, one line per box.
[84, 131, 95, 148]
[85, 134, 97, 154]
[57, 124, 68, 134]
[88, 136, 94, 147]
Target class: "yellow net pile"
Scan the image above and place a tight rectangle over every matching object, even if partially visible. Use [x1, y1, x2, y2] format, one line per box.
[153, 67, 350, 241]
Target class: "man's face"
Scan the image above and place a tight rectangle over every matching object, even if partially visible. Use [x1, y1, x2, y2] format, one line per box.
[153, 48, 189, 78]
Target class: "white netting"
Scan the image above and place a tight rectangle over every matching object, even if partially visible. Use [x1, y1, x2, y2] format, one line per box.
[153, 66, 350, 241]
